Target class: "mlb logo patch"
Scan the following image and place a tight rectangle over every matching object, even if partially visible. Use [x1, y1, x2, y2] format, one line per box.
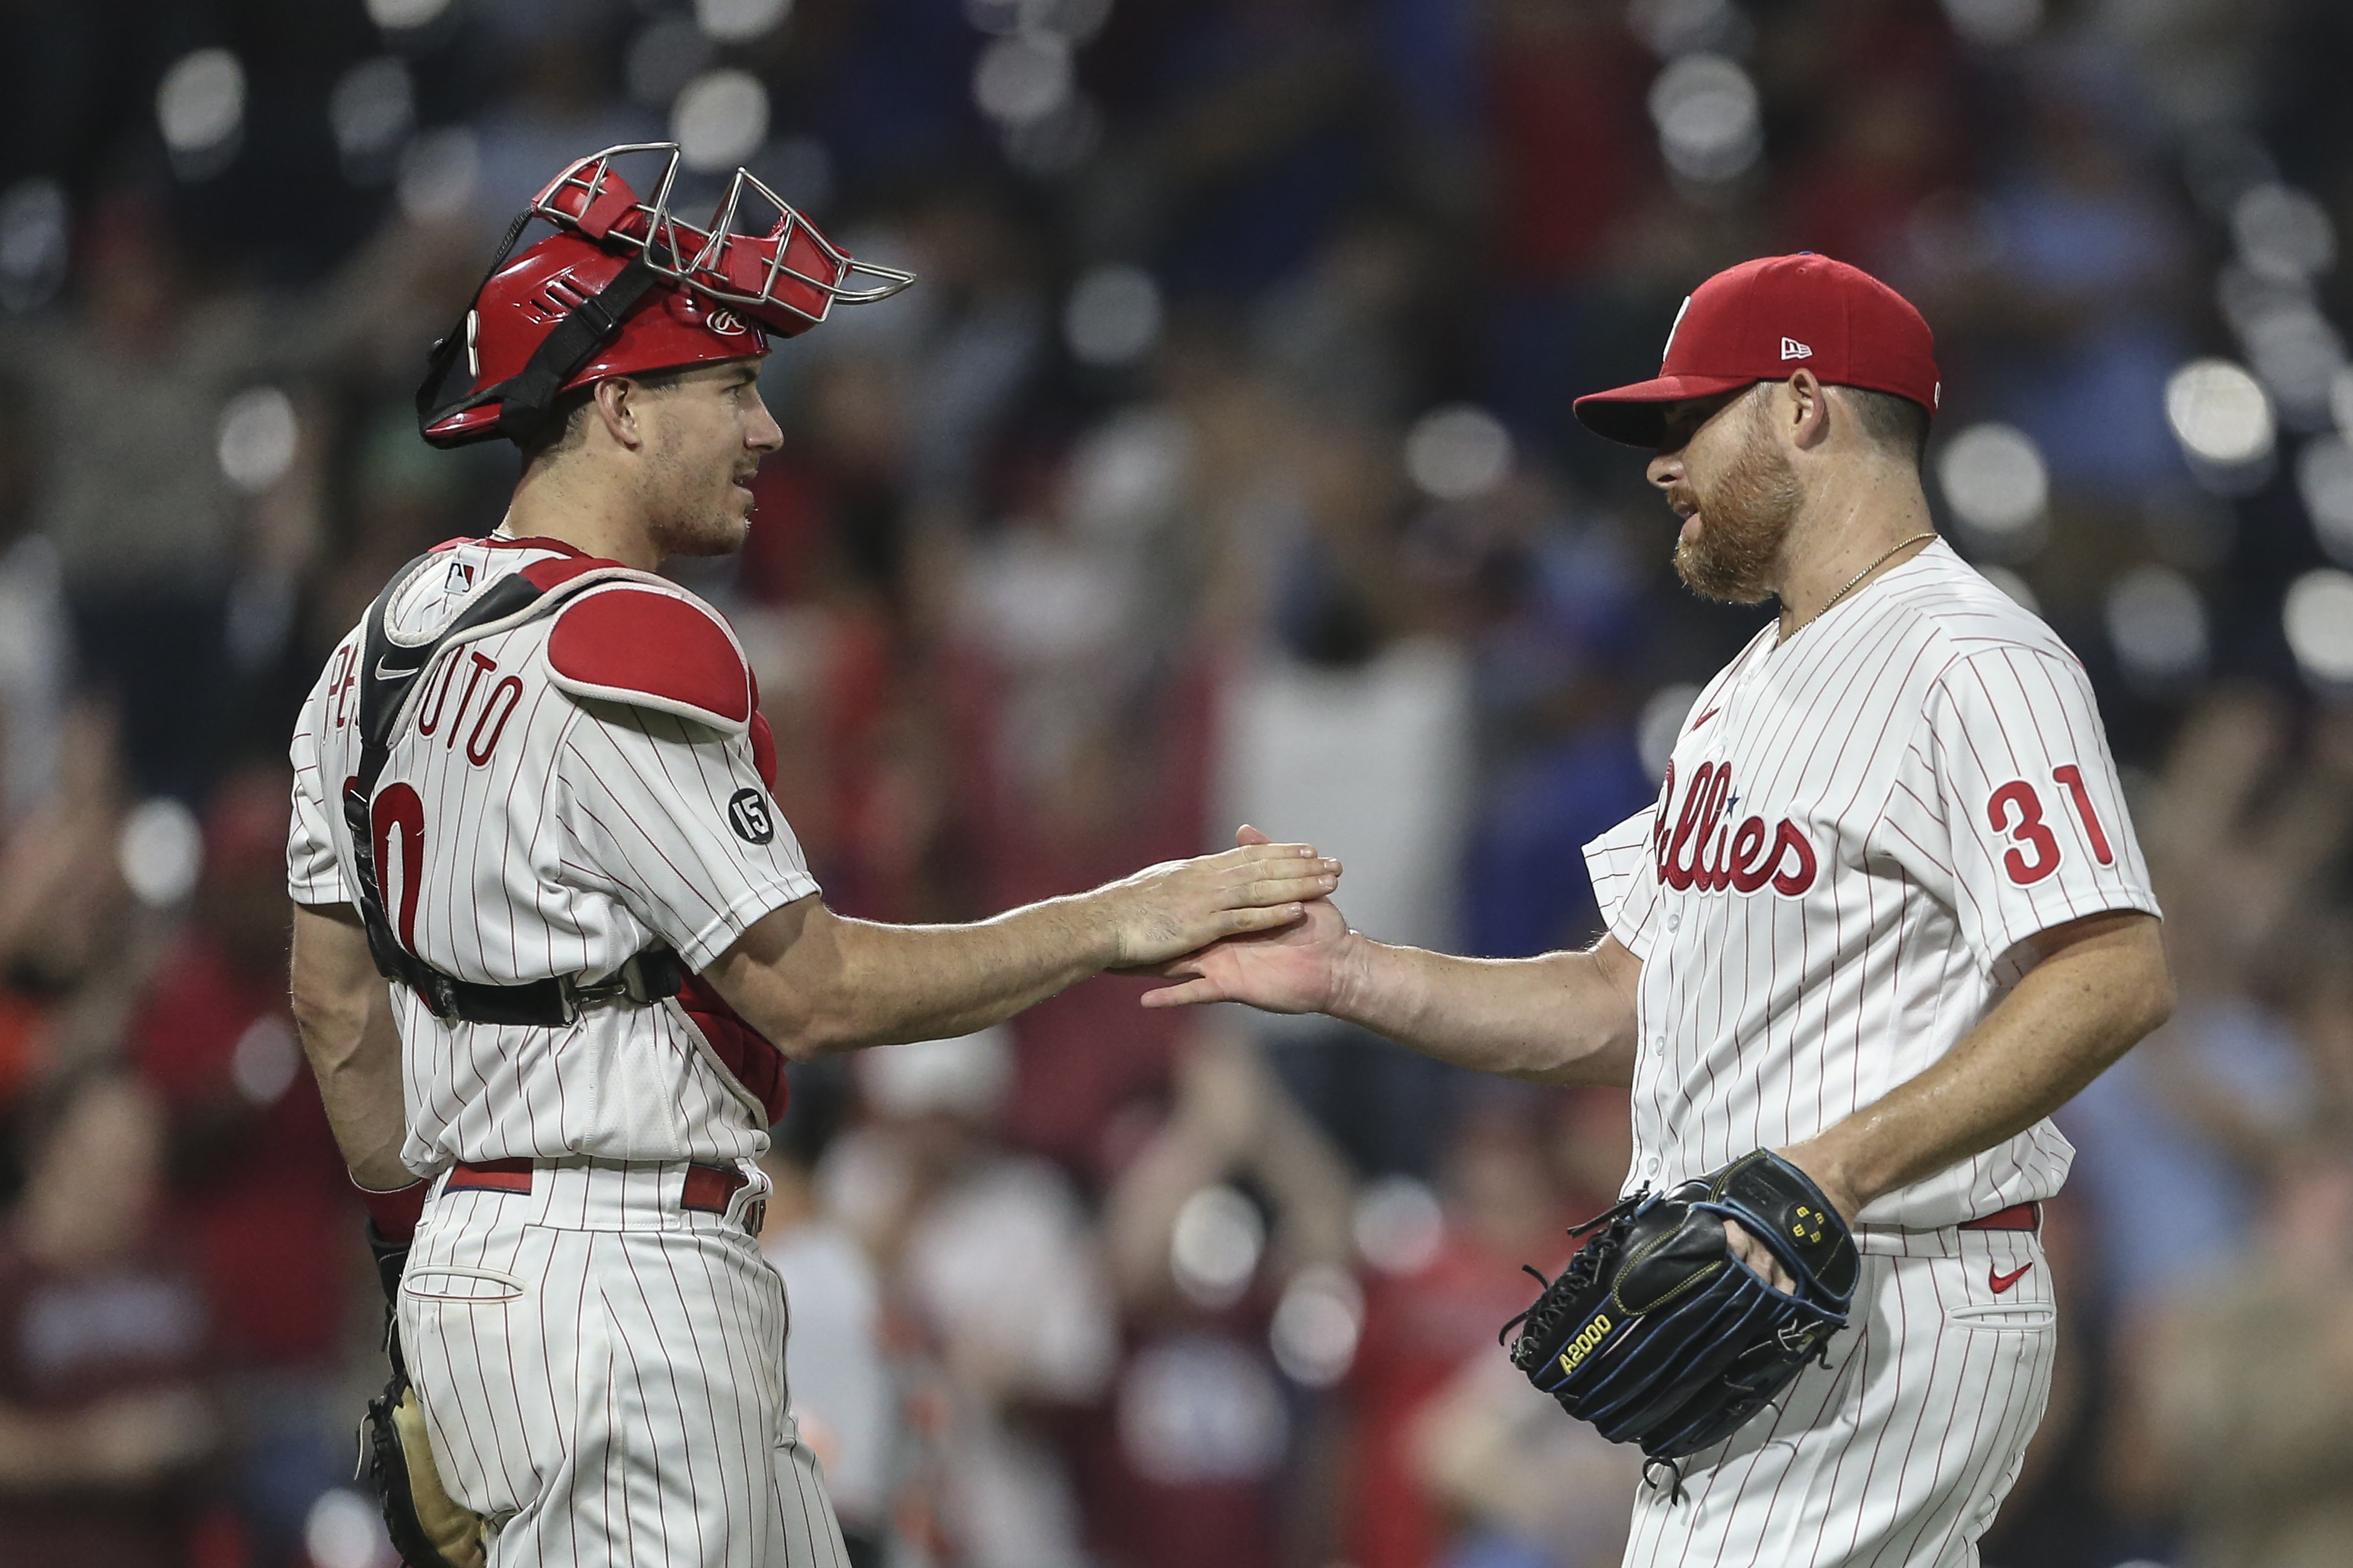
[445, 560, 477, 594]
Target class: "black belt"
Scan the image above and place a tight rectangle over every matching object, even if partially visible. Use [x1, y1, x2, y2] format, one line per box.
[411, 948, 686, 1027]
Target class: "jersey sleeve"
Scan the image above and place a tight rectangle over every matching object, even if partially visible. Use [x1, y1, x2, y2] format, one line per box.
[1582, 803, 1662, 960]
[1885, 646, 2160, 972]
[286, 656, 351, 907]
[553, 702, 820, 972]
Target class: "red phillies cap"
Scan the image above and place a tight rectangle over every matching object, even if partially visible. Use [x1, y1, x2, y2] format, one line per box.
[1573, 253, 1941, 448]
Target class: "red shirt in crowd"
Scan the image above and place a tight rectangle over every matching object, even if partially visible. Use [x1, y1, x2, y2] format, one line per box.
[0, 1225, 210, 1566]
[130, 935, 356, 1370]
[1345, 1228, 1573, 1568]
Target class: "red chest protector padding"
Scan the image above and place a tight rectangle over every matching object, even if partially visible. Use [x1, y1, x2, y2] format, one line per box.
[545, 584, 754, 729]
[545, 583, 792, 1123]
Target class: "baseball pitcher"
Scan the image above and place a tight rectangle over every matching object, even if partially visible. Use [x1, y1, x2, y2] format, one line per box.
[1146, 254, 2173, 1566]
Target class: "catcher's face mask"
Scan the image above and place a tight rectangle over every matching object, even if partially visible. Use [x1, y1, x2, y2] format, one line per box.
[418, 143, 915, 449]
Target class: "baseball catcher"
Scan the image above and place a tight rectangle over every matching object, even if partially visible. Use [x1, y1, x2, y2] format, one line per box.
[1502, 1149, 1860, 1497]
[290, 138, 1343, 1568]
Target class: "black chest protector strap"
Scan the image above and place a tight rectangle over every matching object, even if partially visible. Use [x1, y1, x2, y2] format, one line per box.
[342, 554, 550, 1008]
[339, 554, 690, 1026]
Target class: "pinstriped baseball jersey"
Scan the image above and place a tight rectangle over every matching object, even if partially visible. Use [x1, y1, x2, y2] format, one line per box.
[1583, 539, 2157, 1229]
[286, 535, 818, 1177]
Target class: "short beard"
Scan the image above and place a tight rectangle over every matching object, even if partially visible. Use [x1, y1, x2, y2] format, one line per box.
[1672, 406, 1803, 604]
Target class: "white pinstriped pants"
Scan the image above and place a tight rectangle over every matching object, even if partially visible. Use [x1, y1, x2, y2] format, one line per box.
[1623, 1228, 2056, 1568]
[399, 1163, 851, 1568]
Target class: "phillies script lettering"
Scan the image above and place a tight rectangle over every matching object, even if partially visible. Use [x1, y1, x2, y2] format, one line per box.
[1652, 760, 1820, 896]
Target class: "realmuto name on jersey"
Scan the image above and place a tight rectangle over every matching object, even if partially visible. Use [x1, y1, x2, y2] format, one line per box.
[1650, 759, 1819, 896]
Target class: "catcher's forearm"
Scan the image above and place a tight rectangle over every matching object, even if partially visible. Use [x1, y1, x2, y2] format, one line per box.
[290, 903, 415, 1192]
[1327, 934, 1641, 1087]
[1788, 910, 2172, 1217]
[708, 893, 1118, 1057]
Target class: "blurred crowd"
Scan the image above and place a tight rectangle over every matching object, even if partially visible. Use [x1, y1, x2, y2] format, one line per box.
[0, 1, 2349, 1566]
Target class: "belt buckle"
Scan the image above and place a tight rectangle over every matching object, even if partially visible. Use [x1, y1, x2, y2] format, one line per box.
[721, 1159, 773, 1236]
[421, 972, 461, 1021]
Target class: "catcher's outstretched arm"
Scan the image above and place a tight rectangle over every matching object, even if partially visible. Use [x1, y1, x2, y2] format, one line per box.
[1781, 908, 2172, 1220]
[704, 835, 1340, 1057]
[290, 901, 413, 1192]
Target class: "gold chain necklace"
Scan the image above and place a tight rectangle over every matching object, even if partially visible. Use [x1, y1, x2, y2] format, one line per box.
[1794, 531, 1936, 632]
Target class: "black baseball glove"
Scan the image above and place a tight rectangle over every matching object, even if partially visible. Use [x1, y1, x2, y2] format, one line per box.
[1501, 1149, 1860, 1495]
[359, 1220, 489, 1568]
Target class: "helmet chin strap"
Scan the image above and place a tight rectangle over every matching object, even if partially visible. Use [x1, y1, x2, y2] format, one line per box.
[488, 255, 663, 444]
[415, 220, 669, 444]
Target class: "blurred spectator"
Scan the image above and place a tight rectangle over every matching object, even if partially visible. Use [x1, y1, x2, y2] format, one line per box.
[1964, 55, 2192, 498]
[1112, 0, 1385, 300]
[0, 700, 129, 1004]
[823, 1028, 1118, 1568]
[2066, 693, 2353, 1314]
[1251, 216, 1440, 428]
[2140, 1143, 2353, 1568]
[1344, 1088, 1636, 1568]
[1782, 81, 1957, 279]
[0, 1066, 218, 1566]
[1096, 1025, 1357, 1568]
[762, 1065, 898, 1568]
[128, 767, 356, 1566]
[1477, 0, 1654, 440]
[467, 37, 659, 229]
[1435, 473, 1650, 958]
[6, 204, 252, 802]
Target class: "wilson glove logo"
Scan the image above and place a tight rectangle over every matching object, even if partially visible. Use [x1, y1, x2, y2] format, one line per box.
[1557, 1313, 1614, 1376]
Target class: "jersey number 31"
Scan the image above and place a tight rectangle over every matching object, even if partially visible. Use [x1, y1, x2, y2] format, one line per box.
[1986, 765, 2113, 886]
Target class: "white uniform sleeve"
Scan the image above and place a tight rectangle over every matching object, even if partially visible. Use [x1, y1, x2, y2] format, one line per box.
[1885, 646, 2159, 972]
[1581, 803, 1661, 961]
[287, 655, 352, 907]
[554, 705, 820, 972]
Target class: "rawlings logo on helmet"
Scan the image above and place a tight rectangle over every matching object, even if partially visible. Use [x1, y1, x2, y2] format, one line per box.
[416, 143, 914, 450]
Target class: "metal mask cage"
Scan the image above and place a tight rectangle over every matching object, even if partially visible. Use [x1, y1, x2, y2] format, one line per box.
[528, 143, 914, 330]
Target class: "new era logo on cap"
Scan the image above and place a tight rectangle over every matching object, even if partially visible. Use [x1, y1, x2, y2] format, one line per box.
[1780, 337, 1813, 360]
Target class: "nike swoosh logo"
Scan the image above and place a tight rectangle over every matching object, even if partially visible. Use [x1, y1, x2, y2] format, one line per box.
[1690, 706, 1721, 731]
[1988, 1262, 2033, 1294]
[374, 660, 419, 681]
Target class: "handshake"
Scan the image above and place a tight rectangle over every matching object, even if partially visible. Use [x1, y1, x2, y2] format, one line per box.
[1109, 824, 1356, 1017]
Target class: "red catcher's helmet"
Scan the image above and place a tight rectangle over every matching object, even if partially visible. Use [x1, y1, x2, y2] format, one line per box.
[417, 143, 914, 449]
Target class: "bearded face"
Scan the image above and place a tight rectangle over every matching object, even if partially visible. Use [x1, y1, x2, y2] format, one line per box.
[1670, 392, 1804, 605]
